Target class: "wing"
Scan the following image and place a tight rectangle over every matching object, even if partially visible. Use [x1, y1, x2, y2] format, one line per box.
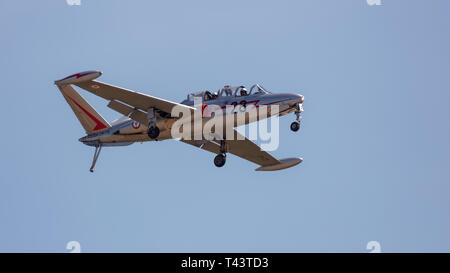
[181, 130, 302, 171]
[221, 130, 280, 167]
[74, 80, 195, 118]
[181, 139, 222, 154]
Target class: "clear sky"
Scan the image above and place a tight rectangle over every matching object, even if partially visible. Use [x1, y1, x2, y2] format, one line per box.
[1, 0, 449, 252]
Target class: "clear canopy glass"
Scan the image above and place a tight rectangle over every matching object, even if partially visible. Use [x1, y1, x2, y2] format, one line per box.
[186, 84, 270, 101]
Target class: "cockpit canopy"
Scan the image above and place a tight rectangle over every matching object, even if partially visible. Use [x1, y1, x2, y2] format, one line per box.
[186, 84, 271, 102]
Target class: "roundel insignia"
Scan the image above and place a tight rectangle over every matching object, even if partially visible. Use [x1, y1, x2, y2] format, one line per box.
[132, 121, 140, 129]
[91, 84, 101, 89]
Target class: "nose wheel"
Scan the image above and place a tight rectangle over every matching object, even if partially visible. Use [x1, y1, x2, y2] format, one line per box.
[291, 103, 303, 132]
[290, 121, 300, 132]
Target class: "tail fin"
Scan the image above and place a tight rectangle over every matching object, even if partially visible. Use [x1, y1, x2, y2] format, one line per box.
[57, 84, 110, 134]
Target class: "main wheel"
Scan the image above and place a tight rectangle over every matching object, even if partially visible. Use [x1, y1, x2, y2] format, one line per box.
[290, 121, 300, 132]
[214, 153, 226, 168]
[147, 126, 160, 139]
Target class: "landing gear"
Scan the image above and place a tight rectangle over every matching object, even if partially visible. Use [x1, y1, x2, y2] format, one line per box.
[89, 144, 102, 173]
[214, 153, 226, 167]
[146, 107, 160, 139]
[147, 126, 160, 139]
[214, 140, 227, 168]
[290, 121, 300, 132]
[291, 103, 303, 132]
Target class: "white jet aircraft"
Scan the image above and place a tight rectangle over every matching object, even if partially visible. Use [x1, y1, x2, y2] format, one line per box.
[55, 71, 305, 172]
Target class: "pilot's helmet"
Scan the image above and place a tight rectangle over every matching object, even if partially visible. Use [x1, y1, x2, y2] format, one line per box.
[240, 88, 248, 95]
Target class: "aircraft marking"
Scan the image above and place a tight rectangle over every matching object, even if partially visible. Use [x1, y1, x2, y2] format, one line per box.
[67, 95, 108, 131]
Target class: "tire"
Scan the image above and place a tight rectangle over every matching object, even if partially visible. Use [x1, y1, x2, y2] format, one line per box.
[148, 126, 160, 139]
[290, 122, 300, 132]
[214, 154, 226, 167]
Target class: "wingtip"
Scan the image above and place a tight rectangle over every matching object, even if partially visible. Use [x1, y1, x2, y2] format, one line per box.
[55, 70, 102, 86]
[255, 157, 303, 171]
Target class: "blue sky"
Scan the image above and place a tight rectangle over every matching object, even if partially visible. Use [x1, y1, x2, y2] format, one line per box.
[1, 0, 449, 252]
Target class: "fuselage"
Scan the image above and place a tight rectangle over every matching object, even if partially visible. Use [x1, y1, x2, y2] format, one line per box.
[79, 87, 304, 147]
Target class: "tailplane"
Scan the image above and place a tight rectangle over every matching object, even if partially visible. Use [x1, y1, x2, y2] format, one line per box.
[56, 84, 110, 134]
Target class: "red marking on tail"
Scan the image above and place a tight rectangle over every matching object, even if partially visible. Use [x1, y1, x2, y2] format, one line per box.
[60, 71, 95, 81]
[67, 96, 107, 131]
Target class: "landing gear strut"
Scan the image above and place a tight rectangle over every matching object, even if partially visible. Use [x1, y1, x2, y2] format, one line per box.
[214, 140, 227, 168]
[291, 103, 303, 132]
[147, 107, 160, 139]
[89, 144, 102, 173]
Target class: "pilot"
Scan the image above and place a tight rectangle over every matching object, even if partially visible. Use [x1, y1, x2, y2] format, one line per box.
[240, 87, 248, 96]
[204, 91, 212, 101]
